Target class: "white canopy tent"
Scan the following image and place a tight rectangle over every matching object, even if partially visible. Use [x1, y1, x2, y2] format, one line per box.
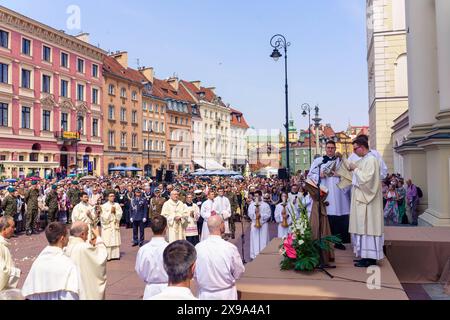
[193, 159, 226, 170]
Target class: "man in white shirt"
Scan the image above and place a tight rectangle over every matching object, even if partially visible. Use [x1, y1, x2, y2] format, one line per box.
[195, 215, 245, 300]
[22, 222, 82, 300]
[135, 216, 169, 299]
[150, 240, 198, 300]
[248, 190, 272, 260]
[0, 216, 21, 292]
[213, 187, 232, 240]
[200, 191, 216, 242]
[65, 222, 108, 300]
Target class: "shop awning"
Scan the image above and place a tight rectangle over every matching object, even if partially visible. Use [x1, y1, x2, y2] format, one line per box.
[193, 159, 226, 170]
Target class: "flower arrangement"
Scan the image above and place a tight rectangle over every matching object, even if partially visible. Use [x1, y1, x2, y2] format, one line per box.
[280, 200, 341, 272]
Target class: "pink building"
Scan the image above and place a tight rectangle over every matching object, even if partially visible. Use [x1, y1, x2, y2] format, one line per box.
[0, 6, 106, 178]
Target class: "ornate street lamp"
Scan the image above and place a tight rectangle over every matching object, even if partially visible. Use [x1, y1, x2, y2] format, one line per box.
[270, 34, 291, 178]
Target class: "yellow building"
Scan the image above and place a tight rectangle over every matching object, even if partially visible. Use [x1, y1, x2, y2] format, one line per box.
[367, 0, 408, 172]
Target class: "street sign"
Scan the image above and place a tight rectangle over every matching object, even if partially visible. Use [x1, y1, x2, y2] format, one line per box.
[62, 131, 80, 140]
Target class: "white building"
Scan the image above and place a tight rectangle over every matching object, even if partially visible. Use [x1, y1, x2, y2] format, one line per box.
[230, 108, 249, 172]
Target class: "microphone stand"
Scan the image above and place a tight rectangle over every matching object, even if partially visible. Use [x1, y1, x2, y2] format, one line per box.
[240, 199, 246, 265]
[315, 162, 336, 279]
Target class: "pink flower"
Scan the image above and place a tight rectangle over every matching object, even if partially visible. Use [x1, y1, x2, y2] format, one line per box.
[283, 234, 297, 259]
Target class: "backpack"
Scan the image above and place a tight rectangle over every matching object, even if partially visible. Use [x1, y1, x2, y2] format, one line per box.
[417, 187, 423, 199]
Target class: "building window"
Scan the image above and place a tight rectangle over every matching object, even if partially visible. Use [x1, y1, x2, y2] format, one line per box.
[120, 108, 126, 122]
[120, 88, 126, 98]
[108, 131, 115, 147]
[108, 84, 115, 95]
[0, 63, 8, 84]
[161, 141, 165, 151]
[42, 110, 51, 131]
[143, 139, 147, 150]
[149, 140, 153, 150]
[155, 105, 159, 113]
[77, 58, 85, 73]
[61, 112, 68, 131]
[18, 155, 24, 162]
[77, 84, 85, 101]
[132, 111, 137, 124]
[160, 123, 164, 133]
[20, 69, 31, 89]
[61, 52, 69, 68]
[22, 38, 31, 56]
[148, 120, 153, 132]
[108, 105, 114, 120]
[42, 75, 51, 93]
[143, 120, 147, 131]
[149, 103, 153, 112]
[92, 88, 99, 104]
[132, 134, 137, 148]
[21, 107, 31, 129]
[132, 91, 137, 101]
[0, 30, 9, 48]
[43, 45, 51, 62]
[92, 64, 98, 78]
[0, 103, 8, 127]
[143, 102, 147, 111]
[154, 121, 159, 132]
[154, 141, 159, 151]
[61, 79, 69, 97]
[77, 116, 84, 134]
[92, 118, 99, 137]
[121, 133, 127, 148]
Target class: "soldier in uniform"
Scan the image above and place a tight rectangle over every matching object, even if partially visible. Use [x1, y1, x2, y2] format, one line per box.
[226, 186, 238, 240]
[103, 182, 116, 203]
[66, 181, 81, 225]
[24, 181, 40, 236]
[1, 187, 17, 218]
[149, 188, 166, 221]
[194, 189, 207, 237]
[45, 185, 59, 223]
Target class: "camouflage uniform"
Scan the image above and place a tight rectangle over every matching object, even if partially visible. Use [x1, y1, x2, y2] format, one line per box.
[67, 187, 81, 224]
[149, 196, 166, 220]
[25, 188, 40, 233]
[45, 190, 59, 222]
[226, 191, 238, 238]
[1, 195, 17, 217]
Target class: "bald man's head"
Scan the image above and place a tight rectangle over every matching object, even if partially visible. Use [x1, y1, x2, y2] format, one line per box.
[70, 221, 88, 241]
[208, 215, 224, 235]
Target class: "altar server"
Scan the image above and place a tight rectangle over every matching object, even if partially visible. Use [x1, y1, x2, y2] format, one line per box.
[248, 191, 271, 260]
[22, 222, 82, 300]
[195, 215, 245, 300]
[200, 191, 216, 242]
[348, 137, 385, 268]
[65, 222, 107, 300]
[213, 187, 232, 238]
[274, 192, 296, 238]
[308, 140, 351, 248]
[100, 193, 123, 261]
[72, 192, 98, 241]
[135, 216, 169, 299]
[161, 191, 189, 243]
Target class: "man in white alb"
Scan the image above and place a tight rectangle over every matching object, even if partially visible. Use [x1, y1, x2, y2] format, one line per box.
[195, 215, 245, 300]
[200, 190, 216, 242]
[135, 216, 169, 299]
[248, 190, 271, 260]
[348, 134, 388, 180]
[213, 187, 232, 239]
[72, 192, 98, 241]
[100, 193, 123, 261]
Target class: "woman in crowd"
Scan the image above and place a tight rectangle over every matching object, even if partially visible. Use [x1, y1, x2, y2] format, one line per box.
[384, 182, 400, 225]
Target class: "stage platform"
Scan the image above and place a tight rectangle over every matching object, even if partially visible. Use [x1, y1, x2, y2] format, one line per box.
[237, 239, 408, 300]
[385, 226, 450, 283]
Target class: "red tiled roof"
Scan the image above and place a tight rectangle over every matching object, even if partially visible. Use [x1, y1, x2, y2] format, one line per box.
[230, 107, 249, 129]
[181, 80, 228, 108]
[281, 138, 317, 150]
[103, 56, 144, 85]
[322, 126, 335, 138]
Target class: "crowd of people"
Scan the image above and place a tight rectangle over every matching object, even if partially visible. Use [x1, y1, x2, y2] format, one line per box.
[0, 134, 424, 300]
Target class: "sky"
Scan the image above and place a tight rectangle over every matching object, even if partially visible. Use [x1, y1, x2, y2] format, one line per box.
[0, 0, 369, 133]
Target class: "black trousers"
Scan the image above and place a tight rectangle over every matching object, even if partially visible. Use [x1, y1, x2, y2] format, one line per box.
[132, 220, 145, 244]
[328, 215, 350, 244]
[186, 235, 199, 247]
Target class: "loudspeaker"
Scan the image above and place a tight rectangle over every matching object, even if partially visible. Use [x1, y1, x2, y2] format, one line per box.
[278, 168, 288, 180]
[165, 170, 174, 183]
[156, 170, 163, 182]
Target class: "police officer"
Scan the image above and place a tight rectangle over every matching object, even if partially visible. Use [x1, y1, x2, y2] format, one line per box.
[45, 185, 59, 223]
[66, 181, 81, 224]
[130, 189, 148, 247]
[24, 181, 40, 235]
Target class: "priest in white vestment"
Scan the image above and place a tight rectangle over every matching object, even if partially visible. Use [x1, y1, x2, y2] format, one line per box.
[308, 140, 351, 248]
[100, 193, 123, 261]
[274, 193, 296, 238]
[135, 216, 169, 299]
[348, 135, 388, 180]
[248, 191, 271, 260]
[22, 222, 83, 300]
[348, 138, 385, 268]
[65, 222, 107, 300]
[195, 215, 245, 300]
[200, 191, 216, 242]
[213, 188, 232, 237]
[0, 217, 20, 292]
[72, 192, 98, 241]
[161, 191, 189, 243]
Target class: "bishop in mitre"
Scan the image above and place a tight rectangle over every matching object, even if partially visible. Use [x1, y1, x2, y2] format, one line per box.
[65, 222, 108, 300]
[101, 193, 123, 261]
[161, 190, 189, 243]
[348, 137, 384, 268]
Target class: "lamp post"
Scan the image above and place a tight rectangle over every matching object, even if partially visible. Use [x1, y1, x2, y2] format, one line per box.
[301, 103, 313, 167]
[75, 111, 83, 174]
[147, 128, 153, 177]
[270, 34, 291, 178]
[312, 105, 322, 157]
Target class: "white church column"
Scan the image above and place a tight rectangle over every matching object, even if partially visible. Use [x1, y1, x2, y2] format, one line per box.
[405, 0, 439, 137]
[434, 0, 450, 126]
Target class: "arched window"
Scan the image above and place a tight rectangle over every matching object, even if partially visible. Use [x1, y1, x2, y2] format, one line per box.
[394, 53, 408, 96]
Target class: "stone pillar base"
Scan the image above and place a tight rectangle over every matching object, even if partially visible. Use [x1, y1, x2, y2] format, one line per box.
[408, 124, 435, 139]
[419, 209, 450, 227]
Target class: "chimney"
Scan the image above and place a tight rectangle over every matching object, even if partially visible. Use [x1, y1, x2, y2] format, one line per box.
[191, 81, 201, 90]
[75, 32, 90, 43]
[206, 87, 216, 94]
[167, 77, 179, 91]
[139, 67, 154, 83]
[110, 51, 128, 69]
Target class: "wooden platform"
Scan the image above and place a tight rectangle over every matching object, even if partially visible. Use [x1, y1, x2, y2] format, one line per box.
[237, 239, 409, 300]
